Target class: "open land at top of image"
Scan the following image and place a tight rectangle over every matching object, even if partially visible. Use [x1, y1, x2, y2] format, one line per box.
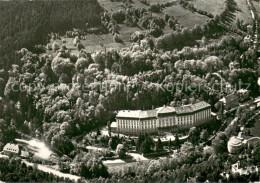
[191, 0, 225, 16]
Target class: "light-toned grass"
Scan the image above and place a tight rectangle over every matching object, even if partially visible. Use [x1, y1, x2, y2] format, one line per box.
[191, 0, 253, 26]
[234, 0, 252, 24]
[191, 0, 225, 16]
[149, 0, 176, 4]
[97, 0, 148, 13]
[163, 4, 209, 28]
[97, 0, 125, 13]
[252, 0, 260, 15]
[48, 33, 130, 55]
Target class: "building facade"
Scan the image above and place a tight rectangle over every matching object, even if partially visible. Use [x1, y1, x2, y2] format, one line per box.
[112, 101, 211, 135]
[3, 143, 20, 155]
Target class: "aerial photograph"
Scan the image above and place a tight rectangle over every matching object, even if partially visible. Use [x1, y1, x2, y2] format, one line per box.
[0, 0, 260, 182]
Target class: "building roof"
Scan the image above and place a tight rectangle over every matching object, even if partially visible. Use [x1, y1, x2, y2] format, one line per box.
[254, 96, 260, 103]
[21, 150, 30, 158]
[228, 136, 244, 147]
[110, 122, 118, 128]
[3, 143, 20, 153]
[117, 101, 210, 119]
[191, 101, 211, 111]
[117, 110, 157, 119]
[156, 106, 176, 114]
[238, 89, 249, 94]
[221, 94, 238, 104]
[175, 105, 193, 114]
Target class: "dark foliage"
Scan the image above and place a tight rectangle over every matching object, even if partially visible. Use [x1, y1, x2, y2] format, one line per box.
[0, 0, 103, 70]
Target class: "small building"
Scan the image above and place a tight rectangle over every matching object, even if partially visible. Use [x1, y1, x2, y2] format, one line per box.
[219, 94, 239, 110]
[229, 61, 240, 70]
[227, 136, 246, 154]
[232, 161, 259, 175]
[3, 143, 20, 155]
[254, 97, 260, 108]
[246, 25, 253, 34]
[110, 122, 118, 133]
[20, 150, 30, 158]
[237, 89, 249, 102]
[244, 35, 252, 43]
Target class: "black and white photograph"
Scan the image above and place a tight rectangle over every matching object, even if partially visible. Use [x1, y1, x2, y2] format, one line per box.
[0, 0, 260, 182]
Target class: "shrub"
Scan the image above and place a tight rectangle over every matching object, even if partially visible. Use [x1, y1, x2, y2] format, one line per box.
[113, 33, 123, 43]
[148, 3, 161, 13]
[111, 10, 126, 24]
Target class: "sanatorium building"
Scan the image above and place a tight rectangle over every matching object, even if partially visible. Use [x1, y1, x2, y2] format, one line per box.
[110, 101, 212, 135]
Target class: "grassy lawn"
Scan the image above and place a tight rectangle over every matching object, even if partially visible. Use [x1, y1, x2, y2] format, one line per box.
[104, 161, 140, 173]
[252, 0, 260, 15]
[233, 0, 253, 25]
[47, 32, 130, 56]
[97, 0, 125, 13]
[191, 0, 225, 16]
[149, 0, 176, 4]
[118, 24, 144, 43]
[163, 4, 209, 28]
[97, 0, 148, 13]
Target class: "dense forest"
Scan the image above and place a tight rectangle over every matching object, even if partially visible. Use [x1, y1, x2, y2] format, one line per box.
[0, 0, 103, 70]
[0, 158, 72, 182]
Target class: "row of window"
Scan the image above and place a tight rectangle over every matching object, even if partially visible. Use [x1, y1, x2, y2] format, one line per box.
[5, 148, 18, 152]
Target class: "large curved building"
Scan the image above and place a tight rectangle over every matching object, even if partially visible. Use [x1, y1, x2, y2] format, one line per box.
[111, 101, 211, 135]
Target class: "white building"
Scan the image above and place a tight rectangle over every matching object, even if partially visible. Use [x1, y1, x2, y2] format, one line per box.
[227, 136, 246, 154]
[3, 143, 20, 155]
[112, 101, 211, 135]
[232, 161, 259, 175]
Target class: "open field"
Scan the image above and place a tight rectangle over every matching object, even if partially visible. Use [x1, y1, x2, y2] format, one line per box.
[191, 0, 253, 24]
[48, 33, 130, 55]
[104, 160, 140, 173]
[252, 0, 260, 15]
[234, 0, 253, 24]
[191, 0, 225, 16]
[149, 0, 177, 4]
[118, 24, 144, 43]
[164, 5, 209, 28]
[97, 0, 147, 13]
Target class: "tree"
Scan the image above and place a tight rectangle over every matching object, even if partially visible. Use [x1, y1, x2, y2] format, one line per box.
[168, 139, 172, 149]
[0, 78, 5, 97]
[73, 152, 109, 179]
[75, 57, 91, 72]
[51, 134, 75, 156]
[212, 132, 228, 154]
[200, 130, 209, 142]
[201, 36, 208, 47]
[116, 144, 127, 158]
[108, 137, 118, 150]
[174, 134, 180, 148]
[155, 138, 163, 152]
[137, 133, 145, 151]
